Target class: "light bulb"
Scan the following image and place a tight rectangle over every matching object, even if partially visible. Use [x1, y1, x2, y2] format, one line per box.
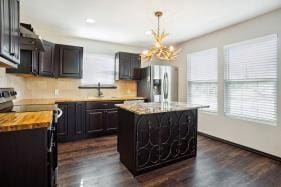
[142, 50, 149, 55]
[169, 46, 174, 52]
[155, 42, 161, 48]
[145, 30, 152, 35]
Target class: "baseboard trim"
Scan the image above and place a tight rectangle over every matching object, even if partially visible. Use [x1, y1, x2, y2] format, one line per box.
[198, 131, 281, 162]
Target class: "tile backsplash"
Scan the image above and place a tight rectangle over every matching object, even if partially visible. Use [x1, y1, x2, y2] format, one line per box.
[0, 68, 137, 100]
[0, 68, 26, 99]
[24, 76, 137, 99]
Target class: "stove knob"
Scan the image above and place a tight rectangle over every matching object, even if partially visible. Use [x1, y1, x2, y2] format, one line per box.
[3, 91, 9, 98]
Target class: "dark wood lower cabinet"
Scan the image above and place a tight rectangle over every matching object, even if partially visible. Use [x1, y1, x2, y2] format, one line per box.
[74, 102, 85, 137]
[57, 103, 71, 141]
[85, 109, 104, 135]
[105, 108, 119, 132]
[57, 101, 121, 142]
[0, 128, 55, 187]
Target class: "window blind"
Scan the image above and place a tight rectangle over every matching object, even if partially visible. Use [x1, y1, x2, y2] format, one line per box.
[187, 48, 218, 112]
[82, 54, 115, 85]
[224, 34, 278, 125]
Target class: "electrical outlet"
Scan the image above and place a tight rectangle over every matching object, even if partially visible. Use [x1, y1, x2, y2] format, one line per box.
[54, 89, 59, 96]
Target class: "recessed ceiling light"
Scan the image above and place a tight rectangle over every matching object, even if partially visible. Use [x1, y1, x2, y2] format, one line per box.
[145, 30, 152, 35]
[86, 18, 96, 24]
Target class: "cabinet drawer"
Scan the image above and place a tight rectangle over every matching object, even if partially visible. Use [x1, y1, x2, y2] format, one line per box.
[86, 101, 123, 110]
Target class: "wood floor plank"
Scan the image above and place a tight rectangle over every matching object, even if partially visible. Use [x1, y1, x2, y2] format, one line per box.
[58, 135, 281, 187]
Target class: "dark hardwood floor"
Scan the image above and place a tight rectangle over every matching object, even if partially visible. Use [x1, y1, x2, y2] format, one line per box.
[58, 135, 281, 187]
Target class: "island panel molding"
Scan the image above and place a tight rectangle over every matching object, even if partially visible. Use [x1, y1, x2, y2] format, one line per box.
[117, 102, 200, 175]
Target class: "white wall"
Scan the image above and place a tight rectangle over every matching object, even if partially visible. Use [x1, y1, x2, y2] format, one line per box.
[36, 29, 142, 58]
[174, 8, 281, 157]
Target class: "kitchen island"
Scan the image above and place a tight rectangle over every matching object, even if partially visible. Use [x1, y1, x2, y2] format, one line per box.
[115, 102, 208, 175]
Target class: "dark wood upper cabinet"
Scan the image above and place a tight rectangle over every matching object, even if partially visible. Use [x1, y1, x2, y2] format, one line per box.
[118, 52, 131, 79]
[6, 49, 39, 74]
[115, 52, 141, 80]
[130, 53, 141, 80]
[10, 0, 20, 64]
[0, 0, 20, 67]
[39, 40, 55, 76]
[6, 42, 84, 78]
[55, 44, 83, 78]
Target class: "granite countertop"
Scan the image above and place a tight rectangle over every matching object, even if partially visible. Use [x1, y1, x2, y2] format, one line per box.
[15, 96, 146, 105]
[115, 102, 209, 115]
[0, 111, 53, 132]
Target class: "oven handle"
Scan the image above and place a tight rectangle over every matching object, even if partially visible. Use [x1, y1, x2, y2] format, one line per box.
[57, 108, 63, 119]
[54, 108, 63, 123]
[48, 133, 54, 153]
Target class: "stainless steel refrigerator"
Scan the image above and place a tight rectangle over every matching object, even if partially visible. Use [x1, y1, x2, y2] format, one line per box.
[137, 65, 178, 102]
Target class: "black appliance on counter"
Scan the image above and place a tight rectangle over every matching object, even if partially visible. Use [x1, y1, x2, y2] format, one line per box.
[0, 88, 62, 187]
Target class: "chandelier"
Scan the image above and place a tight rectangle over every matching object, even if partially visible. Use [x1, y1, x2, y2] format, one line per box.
[142, 11, 180, 62]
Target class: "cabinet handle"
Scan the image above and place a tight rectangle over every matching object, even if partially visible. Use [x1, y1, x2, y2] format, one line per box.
[10, 53, 15, 56]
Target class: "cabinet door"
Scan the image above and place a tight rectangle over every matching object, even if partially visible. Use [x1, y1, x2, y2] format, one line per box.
[6, 49, 31, 74]
[57, 45, 83, 78]
[57, 104, 69, 139]
[10, 0, 20, 64]
[32, 50, 39, 75]
[119, 53, 131, 79]
[0, 0, 12, 61]
[130, 54, 141, 79]
[85, 109, 104, 135]
[39, 40, 55, 76]
[74, 102, 85, 136]
[105, 109, 119, 132]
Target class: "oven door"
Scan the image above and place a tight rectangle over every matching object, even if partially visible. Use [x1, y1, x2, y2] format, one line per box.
[47, 108, 62, 187]
[47, 121, 56, 187]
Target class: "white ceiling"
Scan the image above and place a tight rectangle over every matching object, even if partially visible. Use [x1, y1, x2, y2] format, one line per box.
[21, 0, 281, 47]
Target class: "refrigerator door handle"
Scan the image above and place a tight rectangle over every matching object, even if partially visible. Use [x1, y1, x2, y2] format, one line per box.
[164, 72, 169, 100]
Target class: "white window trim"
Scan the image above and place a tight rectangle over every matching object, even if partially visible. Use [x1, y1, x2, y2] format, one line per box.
[81, 53, 116, 86]
[223, 34, 278, 126]
[187, 48, 218, 113]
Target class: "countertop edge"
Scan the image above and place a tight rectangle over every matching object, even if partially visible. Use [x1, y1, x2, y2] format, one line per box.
[115, 104, 209, 115]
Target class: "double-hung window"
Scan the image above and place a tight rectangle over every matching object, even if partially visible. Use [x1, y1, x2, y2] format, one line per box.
[224, 34, 278, 125]
[187, 48, 218, 112]
[82, 54, 115, 86]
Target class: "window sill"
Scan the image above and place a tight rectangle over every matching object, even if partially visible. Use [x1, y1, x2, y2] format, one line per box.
[79, 84, 117, 89]
[224, 114, 277, 127]
[199, 110, 218, 115]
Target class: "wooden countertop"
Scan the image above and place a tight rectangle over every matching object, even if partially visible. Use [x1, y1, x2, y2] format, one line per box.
[0, 111, 53, 132]
[15, 96, 146, 105]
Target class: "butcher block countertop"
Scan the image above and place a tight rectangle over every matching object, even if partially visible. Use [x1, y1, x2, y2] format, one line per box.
[15, 96, 146, 105]
[116, 102, 209, 115]
[0, 111, 53, 132]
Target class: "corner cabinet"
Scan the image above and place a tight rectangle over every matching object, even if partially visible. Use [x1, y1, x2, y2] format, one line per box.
[55, 44, 83, 78]
[0, 0, 20, 67]
[115, 52, 141, 80]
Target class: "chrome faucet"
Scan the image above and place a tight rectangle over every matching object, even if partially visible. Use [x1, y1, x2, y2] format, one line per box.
[97, 82, 103, 97]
